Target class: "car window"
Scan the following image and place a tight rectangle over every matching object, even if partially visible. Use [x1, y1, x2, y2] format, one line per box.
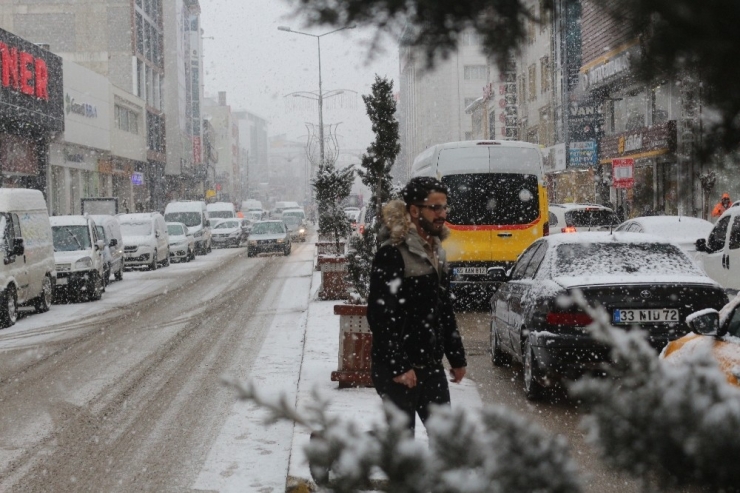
[96, 225, 107, 241]
[727, 307, 740, 338]
[564, 209, 620, 227]
[708, 216, 730, 252]
[548, 212, 558, 226]
[510, 242, 541, 280]
[729, 216, 740, 250]
[523, 243, 547, 279]
[167, 224, 184, 235]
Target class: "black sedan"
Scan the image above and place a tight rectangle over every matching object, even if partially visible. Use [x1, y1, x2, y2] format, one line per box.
[489, 232, 728, 400]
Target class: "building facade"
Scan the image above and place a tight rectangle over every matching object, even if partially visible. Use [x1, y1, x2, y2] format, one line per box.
[202, 92, 240, 203]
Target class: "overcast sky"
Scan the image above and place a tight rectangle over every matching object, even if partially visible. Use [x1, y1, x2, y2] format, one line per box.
[200, 0, 399, 154]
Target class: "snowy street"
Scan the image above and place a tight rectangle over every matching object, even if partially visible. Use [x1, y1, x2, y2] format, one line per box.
[0, 242, 314, 491]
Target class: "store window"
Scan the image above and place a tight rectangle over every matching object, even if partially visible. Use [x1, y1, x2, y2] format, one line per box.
[652, 82, 676, 125]
[528, 64, 536, 101]
[463, 65, 487, 80]
[613, 89, 647, 132]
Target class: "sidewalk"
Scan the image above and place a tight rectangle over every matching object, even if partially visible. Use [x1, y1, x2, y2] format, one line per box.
[286, 263, 484, 490]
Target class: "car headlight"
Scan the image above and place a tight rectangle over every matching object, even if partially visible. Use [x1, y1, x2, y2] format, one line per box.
[276, 238, 284, 243]
[75, 257, 93, 269]
[299, 228, 305, 233]
[248, 240, 257, 246]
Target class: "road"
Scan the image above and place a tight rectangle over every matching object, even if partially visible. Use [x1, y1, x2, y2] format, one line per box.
[0, 241, 314, 492]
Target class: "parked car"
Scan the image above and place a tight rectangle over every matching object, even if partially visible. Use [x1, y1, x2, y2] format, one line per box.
[206, 201, 236, 220]
[0, 189, 55, 326]
[662, 294, 740, 387]
[164, 201, 211, 255]
[244, 210, 264, 222]
[694, 206, 740, 293]
[90, 214, 124, 284]
[489, 232, 727, 400]
[119, 212, 170, 270]
[211, 219, 246, 248]
[548, 203, 621, 234]
[167, 222, 195, 262]
[240, 218, 254, 236]
[246, 220, 291, 257]
[50, 215, 107, 303]
[283, 215, 306, 242]
[615, 215, 714, 254]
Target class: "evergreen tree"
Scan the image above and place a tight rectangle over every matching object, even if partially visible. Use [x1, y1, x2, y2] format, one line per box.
[347, 75, 401, 302]
[313, 162, 354, 255]
[292, 0, 740, 157]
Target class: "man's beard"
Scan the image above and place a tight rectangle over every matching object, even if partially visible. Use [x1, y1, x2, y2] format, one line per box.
[419, 215, 444, 237]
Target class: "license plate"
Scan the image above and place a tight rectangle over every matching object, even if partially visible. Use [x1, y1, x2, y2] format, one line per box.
[57, 277, 68, 285]
[454, 267, 487, 275]
[613, 308, 679, 324]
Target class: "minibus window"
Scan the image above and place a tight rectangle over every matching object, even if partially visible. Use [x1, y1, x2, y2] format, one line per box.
[443, 173, 540, 226]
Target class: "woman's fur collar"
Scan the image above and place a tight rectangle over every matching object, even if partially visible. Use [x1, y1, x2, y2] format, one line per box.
[381, 199, 450, 245]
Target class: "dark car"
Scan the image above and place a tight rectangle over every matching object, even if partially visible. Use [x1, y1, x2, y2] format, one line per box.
[246, 220, 291, 257]
[489, 232, 728, 400]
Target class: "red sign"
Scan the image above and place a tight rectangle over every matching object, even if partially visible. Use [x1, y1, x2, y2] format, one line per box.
[215, 183, 222, 191]
[192, 136, 202, 164]
[0, 43, 49, 100]
[612, 158, 634, 189]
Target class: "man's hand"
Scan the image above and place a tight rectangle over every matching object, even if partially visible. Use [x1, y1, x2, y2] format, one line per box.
[393, 369, 417, 388]
[449, 367, 466, 383]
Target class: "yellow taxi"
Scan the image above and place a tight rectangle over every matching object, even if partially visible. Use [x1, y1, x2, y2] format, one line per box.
[661, 294, 740, 386]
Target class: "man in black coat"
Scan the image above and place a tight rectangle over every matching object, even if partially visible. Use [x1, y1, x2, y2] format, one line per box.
[367, 177, 467, 434]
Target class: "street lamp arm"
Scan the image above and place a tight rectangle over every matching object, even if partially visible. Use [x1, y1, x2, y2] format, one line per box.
[276, 24, 356, 38]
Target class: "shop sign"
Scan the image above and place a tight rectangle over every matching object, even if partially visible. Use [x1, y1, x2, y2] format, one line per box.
[131, 172, 144, 185]
[65, 93, 98, 118]
[568, 98, 605, 141]
[0, 28, 63, 131]
[600, 121, 677, 163]
[192, 136, 202, 164]
[612, 158, 635, 189]
[581, 44, 639, 90]
[568, 141, 598, 168]
[543, 143, 566, 173]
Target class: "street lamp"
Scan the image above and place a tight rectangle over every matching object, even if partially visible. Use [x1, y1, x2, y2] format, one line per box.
[277, 24, 356, 167]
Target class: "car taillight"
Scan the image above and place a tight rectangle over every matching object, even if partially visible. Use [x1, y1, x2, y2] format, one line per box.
[359, 224, 365, 235]
[546, 312, 593, 326]
[543, 221, 549, 236]
[561, 226, 577, 233]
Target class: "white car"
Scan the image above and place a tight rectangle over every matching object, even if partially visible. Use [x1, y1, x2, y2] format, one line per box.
[90, 214, 124, 284]
[211, 219, 245, 248]
[695, 206, 740, 293]
[548, 203, 620, 234]
[50, 215, 106, 302]
[615, 216, 714, 254]
[120, 212, 170, 270]
[167, 222, 195, 262]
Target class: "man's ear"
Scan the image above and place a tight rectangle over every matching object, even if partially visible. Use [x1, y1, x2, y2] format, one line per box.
[408, 204, 420, 219]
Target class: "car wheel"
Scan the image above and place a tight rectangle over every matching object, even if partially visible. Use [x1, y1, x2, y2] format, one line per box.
[207, 242, 212, 253]
[0, 285, 18, 328]
[115, 263, 123, 281]
[163, 250, 170, 267]
[149, 250, 158, 271]
[103, 264, 111, 288]
[523, 336, 544, 400]
[247, 248, 253, 258]
[88, 271, 103, 301]
[490, 319, 511, 366]
[34, 275, 53, 313]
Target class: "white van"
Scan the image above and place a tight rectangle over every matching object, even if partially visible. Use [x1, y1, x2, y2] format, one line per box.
[50, 215, 107, 302]
[90, 214, 124, 283]
[0, 189, 55, 327]
[207, 202, 236, 221]
[164, 201, 211, 255]
[119, 212, 170, 270]
[696, 207, 740, 294]
[242, 199, 263, 214]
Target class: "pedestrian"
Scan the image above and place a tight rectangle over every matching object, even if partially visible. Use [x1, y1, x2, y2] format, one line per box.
[367, 176, 467, 434]
[712, 192, 732, 218]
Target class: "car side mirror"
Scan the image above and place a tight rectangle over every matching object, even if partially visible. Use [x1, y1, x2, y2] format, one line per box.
[12, 238, 24, 256]
[155, 231, 160, 238]
[695, 238, 708, 253]
[487, 267, 509, 282]
[687, 309, 722, 337]
[109, 238, 118, 247]
[96, 240, 105, 251]
[206, 220, 211, 227]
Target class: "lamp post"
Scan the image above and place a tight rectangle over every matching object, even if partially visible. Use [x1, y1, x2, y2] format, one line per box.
[277, 24, 356, 167]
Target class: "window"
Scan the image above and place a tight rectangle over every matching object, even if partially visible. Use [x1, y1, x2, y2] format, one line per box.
[464, 65, 487, 80]
[548, 212, 558, 226]
[652, 82, 674, 125]
[729, 216, 740, 250]
[511, 242, 541, 280]
[708, 216, 730, 252]
[523, 243, 547, 278]
[540, 57, 550, 93]
[519, 74, 526, 104]
[115, 105, 139, 134]
[613, 89, 647, 132]
[528, 64, 536, 101]
[460, 31, 480, 46]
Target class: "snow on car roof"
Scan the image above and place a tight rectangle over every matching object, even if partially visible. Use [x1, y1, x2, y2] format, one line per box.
[50, 215, 89, 226]
[631, 216, 713, 240]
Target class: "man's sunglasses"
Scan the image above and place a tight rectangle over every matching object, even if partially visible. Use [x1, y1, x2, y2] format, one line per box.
[414, 204, 449, 212]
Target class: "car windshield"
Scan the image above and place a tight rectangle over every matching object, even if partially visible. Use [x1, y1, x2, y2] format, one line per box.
[555, 242, 702, 277]
[52, 225, 92, 251]
[564, 209, 620, 228]
[164, 212, 201, 227]
[283, 212, 304, 219]
[121, 222, 152, 236]
[167, 224, 184, 236]
[283, 216, 300, 226]
[214, 220, 239, 229]
[208, 211, 234, 219]
[95, 225, 106, 240]
[251, 222, 285, 235]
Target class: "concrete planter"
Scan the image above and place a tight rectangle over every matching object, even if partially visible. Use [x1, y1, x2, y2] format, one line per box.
[316, 240, 346, 256]
[331, 304, 373, 388]
[318, 256, 349, 300]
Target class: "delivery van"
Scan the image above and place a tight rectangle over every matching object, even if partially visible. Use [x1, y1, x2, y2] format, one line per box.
[164, 201, 211, 255]
[0, 189, 56, 327]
